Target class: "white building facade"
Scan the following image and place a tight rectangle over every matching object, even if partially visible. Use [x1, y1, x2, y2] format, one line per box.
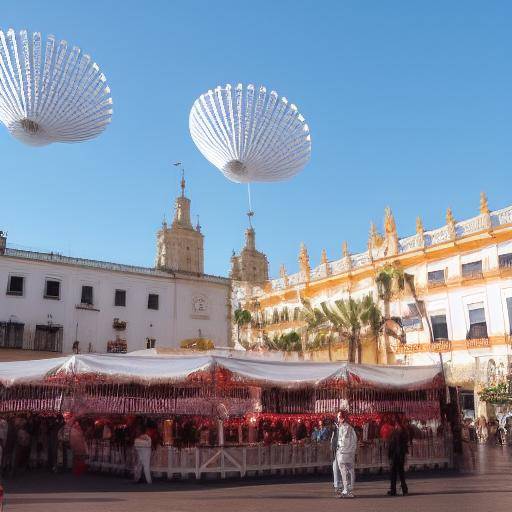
[0, 181, 231, 357]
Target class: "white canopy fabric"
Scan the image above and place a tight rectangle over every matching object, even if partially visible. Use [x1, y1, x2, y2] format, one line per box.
[218, 358, 347, 385]
[57, 354, 213, 383]
[0, 353, 443, 389]
[347, 364, 443, 389]
[0, 357, 69, 386]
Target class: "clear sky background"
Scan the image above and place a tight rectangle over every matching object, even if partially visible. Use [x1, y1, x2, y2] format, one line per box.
[1, 1, 510, 278]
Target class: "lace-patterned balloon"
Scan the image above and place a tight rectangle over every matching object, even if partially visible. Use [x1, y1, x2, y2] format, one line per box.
[189, 83, 311, 183]
[0, 28, 113, 146]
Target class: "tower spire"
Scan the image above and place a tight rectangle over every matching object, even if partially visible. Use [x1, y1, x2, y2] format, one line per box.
[173, 162, 186, 198]
[247, 210, 254, 228]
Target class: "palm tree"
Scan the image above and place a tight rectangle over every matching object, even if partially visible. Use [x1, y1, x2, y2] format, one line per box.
[233, 308, 252, 346]
[375, 265, 405, 363]
[360, 294, 383, 363]
[322, 295, 381, 363]
[300, 298, 328, 353]
[403, 273, 433, 343]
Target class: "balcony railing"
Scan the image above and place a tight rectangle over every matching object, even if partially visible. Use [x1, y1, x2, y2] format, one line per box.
[430, 340, 451, 352]
[427, 277, 446, 288]
[465, 338, 490, 350]
[461, 269, 484, 280]
[396, 343, 424, 354]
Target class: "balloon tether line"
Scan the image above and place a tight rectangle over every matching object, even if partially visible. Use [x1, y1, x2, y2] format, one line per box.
[247, 183, 254, 228]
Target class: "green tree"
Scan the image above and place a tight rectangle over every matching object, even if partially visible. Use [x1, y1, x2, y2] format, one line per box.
[321, 295, 381, 363]
[264, 331, 302, 352]
[375, 265, 405, 362]
[300, 298, 329, 353]
[233, 308, 252, 346]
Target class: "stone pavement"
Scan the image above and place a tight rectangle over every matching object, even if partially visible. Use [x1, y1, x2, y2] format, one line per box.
[3, 445, 512, 512]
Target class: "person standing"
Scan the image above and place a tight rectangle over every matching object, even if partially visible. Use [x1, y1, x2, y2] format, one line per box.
[133, 429, 152, 484]
[387, 416, 409, 496]
[331, 410, 358, 499]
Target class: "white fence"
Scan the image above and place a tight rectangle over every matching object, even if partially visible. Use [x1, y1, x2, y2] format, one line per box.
[86, 436, 452, 480]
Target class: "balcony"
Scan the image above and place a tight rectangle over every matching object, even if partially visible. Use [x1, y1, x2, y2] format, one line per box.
[430, 340, 451, 353]
[396, 343, 424, 354]
[465, 324, 489, 349]
[499, 255, 512, 276]
[461, 269, 484, 281]
[461, 261, 484, 281]
[465, 338, 490, 350]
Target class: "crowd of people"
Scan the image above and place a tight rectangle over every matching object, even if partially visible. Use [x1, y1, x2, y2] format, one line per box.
[0, 410, 447, 492]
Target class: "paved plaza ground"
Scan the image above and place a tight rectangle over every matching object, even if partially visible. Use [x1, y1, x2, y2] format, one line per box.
[3, 445, 512, 512]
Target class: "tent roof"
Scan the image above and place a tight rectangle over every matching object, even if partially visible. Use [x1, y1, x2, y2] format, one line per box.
[0, 353, 443, 389]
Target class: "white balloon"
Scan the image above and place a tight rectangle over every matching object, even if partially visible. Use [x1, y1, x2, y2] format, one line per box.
[189, 83, 311, 183]
[0, 29, 113, 146]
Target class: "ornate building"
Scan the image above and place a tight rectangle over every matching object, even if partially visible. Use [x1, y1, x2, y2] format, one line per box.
[156, 172, 204, 274]
[230, 216, 269, 284]
[232, 193, 512, 418]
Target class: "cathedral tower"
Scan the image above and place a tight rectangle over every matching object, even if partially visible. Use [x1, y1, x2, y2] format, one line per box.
[156, 172, 204, 273]
[230, 214, 269, 283]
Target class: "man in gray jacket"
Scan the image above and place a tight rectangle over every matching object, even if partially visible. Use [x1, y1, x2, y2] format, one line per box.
[331, 410, 358, 498]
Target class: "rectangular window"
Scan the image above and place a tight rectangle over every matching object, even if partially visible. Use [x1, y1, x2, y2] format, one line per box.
[507, 297, 512, 335]
[431, 314, 449, 341]
[44, 280, 60, 299]
[81, 285, 93, 305]
[148, 293, 159, 310]
[467, 302, 487, 338]
[462, 260, 483, 278]
[428, 270, 445, 285]
[402, 303, 422, 330]
[499, 253, 512, 269]
[114, 289, 126, 307]
[7, 275, 24, 296]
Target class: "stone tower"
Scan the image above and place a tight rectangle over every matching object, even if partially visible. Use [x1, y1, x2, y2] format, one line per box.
[155, 173, 204, 273]
[230, 216, 269, 283]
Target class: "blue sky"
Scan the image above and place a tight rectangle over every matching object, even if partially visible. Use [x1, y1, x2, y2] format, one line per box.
[1, 1, 510, 278]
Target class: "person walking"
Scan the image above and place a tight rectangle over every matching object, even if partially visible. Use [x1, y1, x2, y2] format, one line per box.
[331, 410, 358, 499]
[133, 429, 152, 484]
[387, 415, 409, 496]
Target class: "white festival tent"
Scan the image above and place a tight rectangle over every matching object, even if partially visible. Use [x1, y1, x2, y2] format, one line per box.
[0, 353, 443, 389]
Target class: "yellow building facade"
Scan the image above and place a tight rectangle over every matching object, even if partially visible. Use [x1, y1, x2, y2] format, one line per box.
[233, 194, 512, 417]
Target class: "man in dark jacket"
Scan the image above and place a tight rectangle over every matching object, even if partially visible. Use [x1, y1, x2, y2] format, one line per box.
[387, 415, 409, 496]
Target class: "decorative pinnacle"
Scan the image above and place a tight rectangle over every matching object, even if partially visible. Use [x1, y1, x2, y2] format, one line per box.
[446, 207, 455, 225]
[416, 216, 424, 234]
[196, 215, 201, 233]
[321, 248, 328, 265]
[480, 191, 490, 215]
[384, 207, 396, 234]
[342, 240, 349, 258]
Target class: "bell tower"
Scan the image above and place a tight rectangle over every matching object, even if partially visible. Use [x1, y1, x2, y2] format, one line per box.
[230, 213, 269, 283]
[156, 171, 204, 273]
